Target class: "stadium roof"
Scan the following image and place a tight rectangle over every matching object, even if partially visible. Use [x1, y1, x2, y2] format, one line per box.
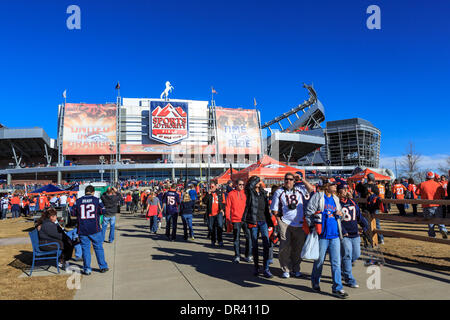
[0, 127, 57, 164]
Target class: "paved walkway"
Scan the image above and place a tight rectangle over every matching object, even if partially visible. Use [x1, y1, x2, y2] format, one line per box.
[74, 213, 450, 300]
[0, 237, 30, 246]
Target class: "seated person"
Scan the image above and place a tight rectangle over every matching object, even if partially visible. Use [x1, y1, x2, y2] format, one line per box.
[35, 208, 74, 268]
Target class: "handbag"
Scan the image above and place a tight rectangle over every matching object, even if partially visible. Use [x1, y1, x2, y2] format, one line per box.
[301, 230, 319, 260]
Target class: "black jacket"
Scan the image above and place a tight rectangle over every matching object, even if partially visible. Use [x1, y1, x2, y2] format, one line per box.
[202, 190, 225, 216]
[101, 193, 121, 217]
[242, 177, 273, 227]
[38, 219, 63, 242]
[180, 200, 195, 215]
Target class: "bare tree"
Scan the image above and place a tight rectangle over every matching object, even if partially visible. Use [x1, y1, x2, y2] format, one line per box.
[400, 142, 422, 180]
[438, 155, 450, 175]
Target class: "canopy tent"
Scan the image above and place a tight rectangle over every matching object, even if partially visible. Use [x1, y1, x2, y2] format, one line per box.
[31, 184, 64, 194]
[214, 168, 239, 185]
[65, 184, 79, 192]
[347, 168, 391, 182]
[233, 155, 305, 184]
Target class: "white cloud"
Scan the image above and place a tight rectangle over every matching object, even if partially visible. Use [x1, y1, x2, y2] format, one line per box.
[380, 154, 449, 173]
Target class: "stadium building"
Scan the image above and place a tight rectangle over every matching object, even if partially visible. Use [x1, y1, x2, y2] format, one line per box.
[0, 84, 385, 184]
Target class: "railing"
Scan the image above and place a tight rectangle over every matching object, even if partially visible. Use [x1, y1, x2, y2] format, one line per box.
[355, 198, 450, 247]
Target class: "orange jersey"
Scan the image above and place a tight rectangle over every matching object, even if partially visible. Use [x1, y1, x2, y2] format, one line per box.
[393, 184, 407, 200]
[407, 184, 417, 199]
[377, 184, 385, 199]
[68, 196, 76, 207]
[38, 196, 49, 210]
[417, 180, 445, 208]
[10, 196, 20, 205]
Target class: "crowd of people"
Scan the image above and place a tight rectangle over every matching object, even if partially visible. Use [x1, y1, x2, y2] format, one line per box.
[2, 170, 448, 299]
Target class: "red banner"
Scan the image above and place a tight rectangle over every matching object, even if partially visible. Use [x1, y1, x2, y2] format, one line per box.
[63, 103, 117, 155]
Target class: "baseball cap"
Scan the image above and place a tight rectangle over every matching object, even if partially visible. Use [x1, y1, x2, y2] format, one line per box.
[426, 171, 435, 179]
[337, 183, 348, 191]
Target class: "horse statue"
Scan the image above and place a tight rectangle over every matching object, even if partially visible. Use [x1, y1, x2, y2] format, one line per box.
[160, 81, 174, 100]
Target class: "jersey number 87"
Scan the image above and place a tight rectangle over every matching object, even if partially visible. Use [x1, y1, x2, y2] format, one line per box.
[342, 206, 356, 222]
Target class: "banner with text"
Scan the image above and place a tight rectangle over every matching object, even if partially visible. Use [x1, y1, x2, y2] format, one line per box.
[63, 103, 117, 155]
[215, 107, 261, 155]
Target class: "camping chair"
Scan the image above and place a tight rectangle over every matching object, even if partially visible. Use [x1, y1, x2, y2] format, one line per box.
[28, 229, 61, 276]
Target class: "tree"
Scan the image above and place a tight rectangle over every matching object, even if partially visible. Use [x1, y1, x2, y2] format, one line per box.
[400, 142, 422, 180]
[438, 155, 450, 175]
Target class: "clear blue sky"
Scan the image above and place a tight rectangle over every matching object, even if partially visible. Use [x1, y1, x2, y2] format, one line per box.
[0, 0, 449, 161]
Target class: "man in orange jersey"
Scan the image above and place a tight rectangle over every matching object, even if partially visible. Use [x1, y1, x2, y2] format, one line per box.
[392, 179, 407, 216]
[407, 178, 418, 216]
[440, 175, 448, 218]
[416, 172, 447, 238]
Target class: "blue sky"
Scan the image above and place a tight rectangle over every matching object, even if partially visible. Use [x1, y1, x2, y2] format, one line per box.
[0, 0, 449, 170]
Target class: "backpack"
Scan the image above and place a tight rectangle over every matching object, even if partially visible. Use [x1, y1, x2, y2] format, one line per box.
[367, 193, 383, 213]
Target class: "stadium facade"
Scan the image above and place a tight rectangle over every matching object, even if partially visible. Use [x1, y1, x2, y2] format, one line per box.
[0, 84, 384, 184]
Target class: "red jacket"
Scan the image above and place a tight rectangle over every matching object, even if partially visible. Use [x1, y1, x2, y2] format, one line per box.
[225, 189, 247, 223]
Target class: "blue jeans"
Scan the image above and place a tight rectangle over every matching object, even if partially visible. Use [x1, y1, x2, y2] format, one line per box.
[232, 222, 252, 258]
[374, 210, 384, 242]
[181, 214, 195, 238]
[102, 216, 116, 243]
[79, 231, 108, 273]
[341, 236, 361, 286]
[1, 208, 7, 219]
[424, 207, 447, 236]
[311, 237, 343, 292]
[65, 228, 82, 258]
[208, 213, 224, 244]
[12, 210, 20, 219]
[149, 215, 159, 233]
[250, 221, 270, 272]
[165, 214, 178, 240]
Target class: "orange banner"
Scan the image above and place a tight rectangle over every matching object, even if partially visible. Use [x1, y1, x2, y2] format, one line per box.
[63, 103, 117, 155]
[215, 107, 261, 155]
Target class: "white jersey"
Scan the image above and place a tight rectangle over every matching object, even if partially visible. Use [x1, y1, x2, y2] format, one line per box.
[270, 185, 307, 227]
[60, 195, 68, 205]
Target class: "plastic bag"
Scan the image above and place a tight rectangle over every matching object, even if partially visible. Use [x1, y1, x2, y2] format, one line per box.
[301, 230, 319, 260]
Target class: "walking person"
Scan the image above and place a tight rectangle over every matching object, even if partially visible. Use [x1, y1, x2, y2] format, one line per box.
[125, 192, 132, 212]
[147, 191, 162, 234]
[305, 179, 348, 299]
[72, 185, 109, 275]
[407, 178, 418, 216]
[1, 196, 9, 219]
[100, 187, 121, 244]
[337, 184, 368, 288]
[163, 185, 181, 241]
[180, 192, 195, 241]
[416, 172, 447, 238]
[10, 193, 21, 218]
[270, 172, 315, 279]
[242, 176, 274, 278]
[202, 182, 226, 246]
[225, 179, 251, 263]
[392, 179, 407, 216]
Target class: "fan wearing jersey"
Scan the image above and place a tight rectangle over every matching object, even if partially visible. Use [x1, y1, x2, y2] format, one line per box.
[338, 184, 368, 288]
[72, 185, 109, 275]
[162, 185, 181, 241]
[392, 179, 407, 216]
[270, 172, 315, 279]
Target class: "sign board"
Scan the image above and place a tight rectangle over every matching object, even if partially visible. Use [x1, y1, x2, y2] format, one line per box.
[150, 101, 189, 145]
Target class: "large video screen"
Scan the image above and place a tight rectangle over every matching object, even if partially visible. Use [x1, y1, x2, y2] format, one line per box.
[215, 107, 261, 155]
[63, 103, 117, 155]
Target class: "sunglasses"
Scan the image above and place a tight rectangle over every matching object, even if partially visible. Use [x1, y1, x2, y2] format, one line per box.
[238, 184, 244, 186]
[285, 178, 294, 181]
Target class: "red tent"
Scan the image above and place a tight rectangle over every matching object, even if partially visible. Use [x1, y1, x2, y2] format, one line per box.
[214, 168, 239, 185]
[233, 155, 305, 184]
[347, 168, 391, 182]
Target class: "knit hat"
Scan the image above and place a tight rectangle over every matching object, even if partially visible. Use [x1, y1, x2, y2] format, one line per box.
[426, 171, 435, 179]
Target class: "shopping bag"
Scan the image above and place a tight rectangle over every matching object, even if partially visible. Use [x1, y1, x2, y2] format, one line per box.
[301, 230, 319, 260]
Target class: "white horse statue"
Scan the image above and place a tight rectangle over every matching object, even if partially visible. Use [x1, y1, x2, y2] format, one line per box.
[160, 81, 174, 100]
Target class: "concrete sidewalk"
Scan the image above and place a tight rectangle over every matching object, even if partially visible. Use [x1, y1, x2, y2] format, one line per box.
[74, 213, 450, 300]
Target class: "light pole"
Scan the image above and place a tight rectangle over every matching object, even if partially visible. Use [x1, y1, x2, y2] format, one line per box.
[99, 156, 106, 182]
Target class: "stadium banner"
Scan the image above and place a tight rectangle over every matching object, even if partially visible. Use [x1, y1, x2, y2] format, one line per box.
[215, 107, 261, 155]
[120, 144, 215, 155]
[150, 101, 189, 145]
[63, 103, 117, 155]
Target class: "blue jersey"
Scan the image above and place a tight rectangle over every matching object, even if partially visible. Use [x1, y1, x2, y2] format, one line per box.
[163, 190, 180, 215]
[320, 195, 339, 239]
[73, 195, 105, 236]
[339, 198, 369, 238]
